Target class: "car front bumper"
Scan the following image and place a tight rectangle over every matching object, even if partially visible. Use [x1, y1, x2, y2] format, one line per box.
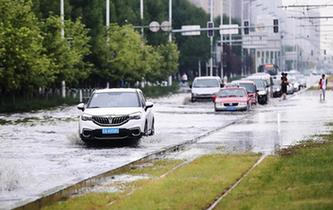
[79, 118, 145, 141]
[80, 127, 142, 141]
[215, 104, 248, 111]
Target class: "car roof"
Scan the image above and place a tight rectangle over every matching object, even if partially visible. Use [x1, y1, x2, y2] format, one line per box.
[235, 80, 256, 85]
[94, 88, 139, 94]
[221, 87, 247, 91]
[194, 76, 221, 80]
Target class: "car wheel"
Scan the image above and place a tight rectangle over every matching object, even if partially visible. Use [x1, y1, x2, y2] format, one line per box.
[149, 119, 155, 136]
[191, 97, 196, 102]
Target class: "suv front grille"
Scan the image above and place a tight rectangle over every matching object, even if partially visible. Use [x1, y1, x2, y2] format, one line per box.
[92, 115, 129, 126]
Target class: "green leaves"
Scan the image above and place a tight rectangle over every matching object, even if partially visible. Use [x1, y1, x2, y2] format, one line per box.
[95, 24, 179, 84]
[0, 0, 91, 94]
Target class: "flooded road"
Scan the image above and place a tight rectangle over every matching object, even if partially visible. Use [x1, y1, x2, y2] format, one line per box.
[0, 83, 331, 209]
[0, 93, 244, 209]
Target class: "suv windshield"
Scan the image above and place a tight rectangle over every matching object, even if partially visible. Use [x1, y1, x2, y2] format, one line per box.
[238, 83, 256, 93]
[218, 89, 246, 98]
[193, 79, 219, 88]
[87, 92, 140, 108]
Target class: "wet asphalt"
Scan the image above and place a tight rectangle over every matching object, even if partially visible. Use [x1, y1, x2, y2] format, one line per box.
[0, 80, 332, 209]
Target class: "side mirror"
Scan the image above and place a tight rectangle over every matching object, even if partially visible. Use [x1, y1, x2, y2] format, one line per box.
[145, 101, 154, 110]
[77, 103, 85, 111]
[189, 84, 192, 89]
[220, 83, 224, 88]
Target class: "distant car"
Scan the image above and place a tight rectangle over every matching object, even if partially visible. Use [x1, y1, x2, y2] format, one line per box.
[232, 80, 258, 105]
[213, 87, 251, 112]
[272, 79, 282, 98]
[247, 78, 269, 104]
[77, 88, 154, 143]
[191, 76, 223, 102]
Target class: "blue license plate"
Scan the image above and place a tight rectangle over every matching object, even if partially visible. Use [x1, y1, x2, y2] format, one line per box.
[102, 128, 119, 134]
[227, 106, 236, 111]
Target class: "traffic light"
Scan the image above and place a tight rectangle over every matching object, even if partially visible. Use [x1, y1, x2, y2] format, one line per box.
[207, 21, 214, 37]
[244, 20, 249, 35]
[273, 19, 279, 33]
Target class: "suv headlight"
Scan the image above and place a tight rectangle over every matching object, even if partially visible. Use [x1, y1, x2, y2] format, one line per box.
[81, 113, 92, 121]
[129, 112, 142, 120]
[239, 102, 247, 106]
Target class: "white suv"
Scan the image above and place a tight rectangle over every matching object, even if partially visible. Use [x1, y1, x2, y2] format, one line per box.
[77, 88, 154, 143]
[191, 76, 223, 102]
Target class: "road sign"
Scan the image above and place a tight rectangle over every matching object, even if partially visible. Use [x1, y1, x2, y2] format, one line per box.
[219, 24, 239, 35]
[181, 25, 201, 36]
[149, 21, 160, 32]
[161, 21, 172, 32]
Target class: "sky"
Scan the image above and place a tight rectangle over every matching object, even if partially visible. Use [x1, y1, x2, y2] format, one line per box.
[282, 0, 333, 55]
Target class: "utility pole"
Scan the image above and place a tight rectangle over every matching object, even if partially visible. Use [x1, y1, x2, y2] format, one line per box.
[140, 0, 144, 36]
[60, 0, 65, 98]
[220, 0, 224, 79]
[168, 0, 173, 85]
[169, 0, 172, 42]
[60, 0, 64, 39]
[241, 0, 244, 76]
[106, 0, 110, 88]
[209, 0, 214, 76]
[106, 0, 110, 29]
[229, 0, 232, 47]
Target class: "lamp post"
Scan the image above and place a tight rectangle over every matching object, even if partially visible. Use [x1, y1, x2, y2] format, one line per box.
[140, 0, 144, 36]
[60, 0, 64, 39]
[220, 0, 224, 78]
[209, 0, 214, 76]
[169, 0, 172, 42]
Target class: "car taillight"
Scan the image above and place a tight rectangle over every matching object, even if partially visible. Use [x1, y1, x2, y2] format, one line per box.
[212, 95, 217, 102]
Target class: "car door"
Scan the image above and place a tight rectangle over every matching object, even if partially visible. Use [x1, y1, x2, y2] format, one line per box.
[138, 90, 152, 129]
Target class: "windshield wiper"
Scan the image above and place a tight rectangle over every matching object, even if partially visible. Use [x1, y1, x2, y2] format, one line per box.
[88, 106, 100, 108]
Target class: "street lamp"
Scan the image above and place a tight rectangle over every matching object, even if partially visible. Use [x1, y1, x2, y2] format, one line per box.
[60, 0, 64, 39]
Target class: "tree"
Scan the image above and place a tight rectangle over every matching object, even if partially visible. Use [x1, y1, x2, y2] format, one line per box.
[94, 24, 148, 85]
[41, 16, 91, 86]
[0, 0, 53, 95]
[147, 42, 179, 82]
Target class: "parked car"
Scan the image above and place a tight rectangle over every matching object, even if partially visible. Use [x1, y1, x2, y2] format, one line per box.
[247, 78, 269, 104]
[191, 76, 223, 102]
[232, 80, 258, 105]
[77, 88, 154, 143]
[213, 87, 251, 112]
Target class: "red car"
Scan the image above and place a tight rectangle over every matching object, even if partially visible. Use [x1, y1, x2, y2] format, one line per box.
[212, 87, 251, 112]
[232, 80, 258, 105]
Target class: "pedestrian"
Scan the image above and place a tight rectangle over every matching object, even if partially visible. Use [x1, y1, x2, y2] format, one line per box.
[181, 73, 188, 84]
[319, 74, 328, 101]
[281, 73, 289, 100]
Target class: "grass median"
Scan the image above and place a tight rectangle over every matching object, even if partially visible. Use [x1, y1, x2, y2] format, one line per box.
[216, 133, 333, 210]
[44, 154, 259, 210]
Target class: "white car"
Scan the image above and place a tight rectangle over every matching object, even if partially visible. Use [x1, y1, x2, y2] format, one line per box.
[77, 88, 154, 143]
[191, 76, 223, 102]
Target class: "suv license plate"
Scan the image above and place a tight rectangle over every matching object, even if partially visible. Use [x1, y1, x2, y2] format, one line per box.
[102, 128, 119, 134]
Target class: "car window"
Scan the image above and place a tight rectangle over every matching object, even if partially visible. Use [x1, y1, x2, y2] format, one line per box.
[239, 83, 256, 93]
[87, 92, 140, 108]
[138, 91, 146, 107]
[218, 89, 246, 97]
[193, 79, 219, 88]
